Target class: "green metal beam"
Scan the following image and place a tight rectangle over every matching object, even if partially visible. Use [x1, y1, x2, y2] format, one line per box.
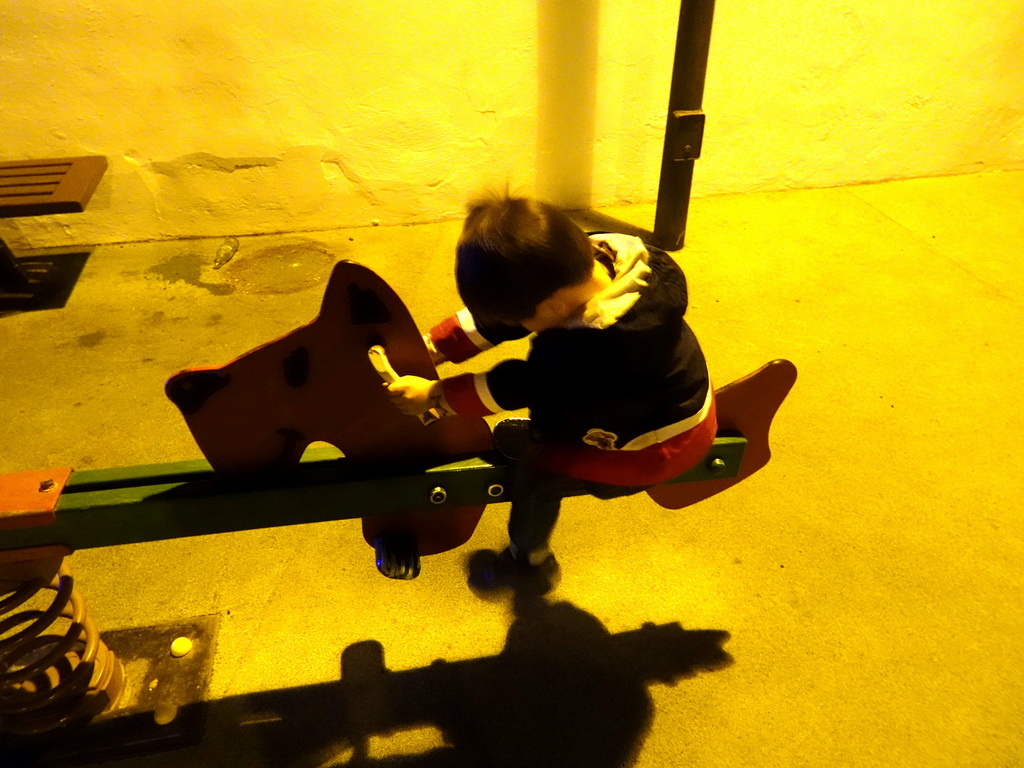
[0, 437, 745, 555]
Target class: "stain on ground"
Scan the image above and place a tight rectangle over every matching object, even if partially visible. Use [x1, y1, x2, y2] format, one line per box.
[143, 311, 188, 327]
[147, 252, 235, 296]
[76, 330, 108, 348]
[221, 240, 340, 295]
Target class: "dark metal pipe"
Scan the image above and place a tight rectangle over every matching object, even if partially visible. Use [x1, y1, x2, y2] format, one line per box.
[652, 0, 717, 251]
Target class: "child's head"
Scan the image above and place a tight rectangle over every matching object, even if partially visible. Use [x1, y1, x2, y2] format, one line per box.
[455, 195, 594, 326]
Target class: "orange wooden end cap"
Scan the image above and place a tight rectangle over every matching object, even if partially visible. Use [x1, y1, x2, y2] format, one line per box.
[0, 467, 73, 530]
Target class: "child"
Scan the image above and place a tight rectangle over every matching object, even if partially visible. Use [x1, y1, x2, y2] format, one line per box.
[388, 194, 717, 594]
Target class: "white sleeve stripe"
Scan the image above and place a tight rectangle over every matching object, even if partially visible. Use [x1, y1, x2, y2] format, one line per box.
[620, 382, 714, 450]
[456, 308, 494, 351]
[473, 372, 503, 414]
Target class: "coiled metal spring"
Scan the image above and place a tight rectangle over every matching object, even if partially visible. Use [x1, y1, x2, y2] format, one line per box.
[0, 562, 123, 735]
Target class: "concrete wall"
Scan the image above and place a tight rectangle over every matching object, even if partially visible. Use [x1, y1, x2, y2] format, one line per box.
[1, 0, 1021, 247]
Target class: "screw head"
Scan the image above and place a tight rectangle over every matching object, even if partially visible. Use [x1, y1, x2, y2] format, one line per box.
[430, 486, 448, 505]
[707, 457, 727, 475]
[39, 479, 56, 492]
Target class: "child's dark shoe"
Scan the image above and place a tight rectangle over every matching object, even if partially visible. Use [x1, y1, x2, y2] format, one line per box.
[492, 418, 535, 461]
[467, 548, 561, 596]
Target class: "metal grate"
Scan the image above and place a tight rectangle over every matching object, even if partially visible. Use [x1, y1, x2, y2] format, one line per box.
[0, 156, 108, 218]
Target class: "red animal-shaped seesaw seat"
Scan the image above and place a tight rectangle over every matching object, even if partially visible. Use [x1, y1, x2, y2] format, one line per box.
[647, 357, 797, 509]
[165, 261, 493, 559]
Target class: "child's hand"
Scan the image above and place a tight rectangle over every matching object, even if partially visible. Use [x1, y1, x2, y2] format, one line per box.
[423, 334, 447, 366]
[386, 376, 442, 417]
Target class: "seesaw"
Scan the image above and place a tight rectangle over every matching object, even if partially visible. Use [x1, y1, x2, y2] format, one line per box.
[0, 259, 795, 737]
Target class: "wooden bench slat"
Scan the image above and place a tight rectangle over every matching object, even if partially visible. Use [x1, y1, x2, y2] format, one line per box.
[0, 156, 108, 218]
[0, 162, 72, 173]
[1, 174, 70, 184]
[1, 185, 62, 198]
[1, 174, 68, 185]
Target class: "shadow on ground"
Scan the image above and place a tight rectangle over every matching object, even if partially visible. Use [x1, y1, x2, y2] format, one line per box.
[204, 595, 728, 767]
[3, 594, 731, 768]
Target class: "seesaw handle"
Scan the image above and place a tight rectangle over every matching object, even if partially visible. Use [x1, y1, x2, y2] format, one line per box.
[368, 346, 439, 426]
[368, 345, 401, 384]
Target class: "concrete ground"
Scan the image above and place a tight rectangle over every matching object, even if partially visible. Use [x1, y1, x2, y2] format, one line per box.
[1, 171, 1022, 767]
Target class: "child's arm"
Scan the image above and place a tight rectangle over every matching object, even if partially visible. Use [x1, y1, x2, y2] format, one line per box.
[427, 309, 529, 365]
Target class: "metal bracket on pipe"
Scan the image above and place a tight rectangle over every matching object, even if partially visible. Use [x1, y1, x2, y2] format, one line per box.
[669, 110, 706, 161]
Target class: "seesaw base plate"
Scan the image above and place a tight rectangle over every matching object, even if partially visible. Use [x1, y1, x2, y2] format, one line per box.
[0, 615, 218, 766]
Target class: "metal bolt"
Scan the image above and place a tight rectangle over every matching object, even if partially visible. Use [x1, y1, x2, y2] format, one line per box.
[429, 486, 448, 505]
[707, 457, 727, 475]
[487, 484, 505, 498]
[39, 479, 56, 493]
[153, 703, 179, 726]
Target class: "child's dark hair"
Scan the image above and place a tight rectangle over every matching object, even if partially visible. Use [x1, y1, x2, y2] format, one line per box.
[455, 195, 594, 324]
